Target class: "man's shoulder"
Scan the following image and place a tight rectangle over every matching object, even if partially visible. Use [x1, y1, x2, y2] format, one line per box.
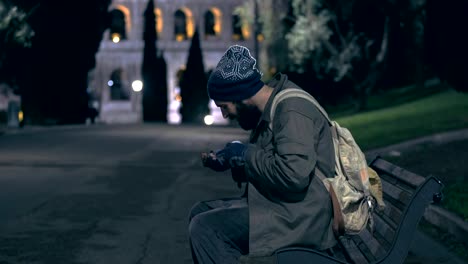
[275, 94, 322, 121]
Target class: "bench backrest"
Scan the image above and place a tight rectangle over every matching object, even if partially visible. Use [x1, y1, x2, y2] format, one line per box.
[339, 157, 443, 264]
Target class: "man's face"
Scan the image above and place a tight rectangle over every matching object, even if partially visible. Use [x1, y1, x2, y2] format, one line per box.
[215, 101, 262, 131]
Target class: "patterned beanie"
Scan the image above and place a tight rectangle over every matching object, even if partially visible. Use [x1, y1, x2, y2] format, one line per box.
[207, 45, 263, 101]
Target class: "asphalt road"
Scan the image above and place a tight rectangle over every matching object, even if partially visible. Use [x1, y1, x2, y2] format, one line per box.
[0, 124, 249, 264]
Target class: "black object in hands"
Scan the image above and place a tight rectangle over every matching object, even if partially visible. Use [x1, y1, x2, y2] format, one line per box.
[231, 166, 247, 188]
[201, 151, 230, 172]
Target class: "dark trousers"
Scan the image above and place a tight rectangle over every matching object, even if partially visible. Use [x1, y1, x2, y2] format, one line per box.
[188, 197, 249, 264]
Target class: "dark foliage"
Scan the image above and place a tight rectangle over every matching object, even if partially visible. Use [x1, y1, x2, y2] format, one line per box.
[179, 28, 209, 124]
[425, 0, 468, 93]
[142, 0, 167, 122]
[11, 0, 111, 124]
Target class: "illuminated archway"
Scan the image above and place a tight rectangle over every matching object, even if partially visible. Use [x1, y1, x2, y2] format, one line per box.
[204, 7, 222, 37]
[155, 8, 163, 36]
[109, 9, 127, 42]
[232, 8, 250, 40]
[174, 7, 194, 41]
[109, 68, 129, 101]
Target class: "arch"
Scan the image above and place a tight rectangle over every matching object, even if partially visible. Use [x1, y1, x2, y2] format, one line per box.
[204, 7, 222, 37]
[155, 8, 163, 36]
[174, 7, 194, 41]
[109, 68, 129, 101]
[110, 5, 131, 36]
[232, 9, 250, 40]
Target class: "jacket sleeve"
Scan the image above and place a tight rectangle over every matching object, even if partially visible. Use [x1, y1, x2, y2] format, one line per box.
[244, 98, 324, 200]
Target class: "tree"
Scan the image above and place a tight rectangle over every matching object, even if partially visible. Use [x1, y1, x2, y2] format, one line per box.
[234, 0, 290, 77]
[179, 28, 209, 124]
[425, 0, 468, 93]
[142, 0, 167, 122]
[284, 0, 390, 110]
[155, 51, 168, 121]
[9, 0, 111, 125]
[0, 0, 34, 86]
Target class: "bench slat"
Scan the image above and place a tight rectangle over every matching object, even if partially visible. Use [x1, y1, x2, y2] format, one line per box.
[339, 236, 370, 264]
[378, 200, 403, 227]
[373, 212, 397, 245]
[371, 158, 425, 188]
[354, 228, 388, 260]
[381, 180, 413, 207]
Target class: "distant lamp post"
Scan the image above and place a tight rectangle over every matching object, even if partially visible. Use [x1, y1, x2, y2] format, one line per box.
[132, 80, 143, 92]
[18, 110, 24, 122]
[111, 33, 121, 43]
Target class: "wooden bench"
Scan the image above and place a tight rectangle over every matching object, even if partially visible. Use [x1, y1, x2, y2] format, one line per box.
[275, 156, 444, 264]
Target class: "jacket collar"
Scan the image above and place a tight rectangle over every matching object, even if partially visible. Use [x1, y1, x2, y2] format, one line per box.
[249, 73, 289, 142]
[260, 72, 289, 124]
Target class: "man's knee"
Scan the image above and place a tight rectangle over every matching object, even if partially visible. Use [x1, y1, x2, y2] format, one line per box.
[189, 213, 210, 242]
[188, 201, 208, 222]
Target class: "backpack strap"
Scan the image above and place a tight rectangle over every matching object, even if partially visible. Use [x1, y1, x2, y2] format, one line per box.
[269, 88, 342, 176]
[269, 88, 332, 131]
[316, 168, 346, 237]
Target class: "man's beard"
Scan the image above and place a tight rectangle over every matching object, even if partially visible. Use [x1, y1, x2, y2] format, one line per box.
[234, 102, 262, 131]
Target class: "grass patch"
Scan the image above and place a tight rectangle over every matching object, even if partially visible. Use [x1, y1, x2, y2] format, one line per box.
[327, 80, 449, 118]
[442, 182, 468, 221]
[419, 219, 468, 262]
[333, 90, 468, 150]
[365, 80, 448, 110]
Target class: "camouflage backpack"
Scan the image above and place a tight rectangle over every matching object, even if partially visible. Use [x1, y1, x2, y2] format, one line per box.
[269, 88, 385, 237]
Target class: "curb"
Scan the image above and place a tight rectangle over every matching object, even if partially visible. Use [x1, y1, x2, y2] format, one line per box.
[365, 128, 468, 249]
[424, 205, 468, 245]
[365, 128, 468, 159]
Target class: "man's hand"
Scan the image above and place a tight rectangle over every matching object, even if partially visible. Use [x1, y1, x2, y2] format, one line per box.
[216, 141, 247, 168]
[201, 141, 247, 171]
[201, 151, 230, 172]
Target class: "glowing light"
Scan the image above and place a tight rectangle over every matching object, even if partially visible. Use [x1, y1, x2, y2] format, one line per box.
[204, 115, 214, 126]
[155, 8, 163, 34]
[211, 8, 222, 35]
[257, 34, 264, 42]
[176, 34, 185, 42]
[108, 80, 114, 86]
[111, 33, 121, 43]
[132, 80, 143, 92]
[175, 94, 182, 102]
[18, 111, 24, 122]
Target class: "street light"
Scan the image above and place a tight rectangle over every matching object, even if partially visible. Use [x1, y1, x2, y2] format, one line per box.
[132, 80, 143, 92]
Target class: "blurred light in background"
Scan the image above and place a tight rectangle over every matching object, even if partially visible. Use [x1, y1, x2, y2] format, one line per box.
[111, 33, 121, 43]
[204, 115, 214, 125]
[107, 80, 114, 86]
[132, 80, 143, 92]
[18, 110, 24, 122]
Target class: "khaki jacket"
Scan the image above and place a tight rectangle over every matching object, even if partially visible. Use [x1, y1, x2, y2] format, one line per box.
[244, 73, 337, 256]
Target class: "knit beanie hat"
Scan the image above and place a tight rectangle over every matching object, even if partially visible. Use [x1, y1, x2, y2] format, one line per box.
[207, 45, 263, 101]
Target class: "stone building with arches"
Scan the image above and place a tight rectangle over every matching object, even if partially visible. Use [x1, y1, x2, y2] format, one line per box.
[89, 0, 258, 124]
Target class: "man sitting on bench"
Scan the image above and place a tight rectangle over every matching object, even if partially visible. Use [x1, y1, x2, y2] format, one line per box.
[188, 45, 337, 263]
